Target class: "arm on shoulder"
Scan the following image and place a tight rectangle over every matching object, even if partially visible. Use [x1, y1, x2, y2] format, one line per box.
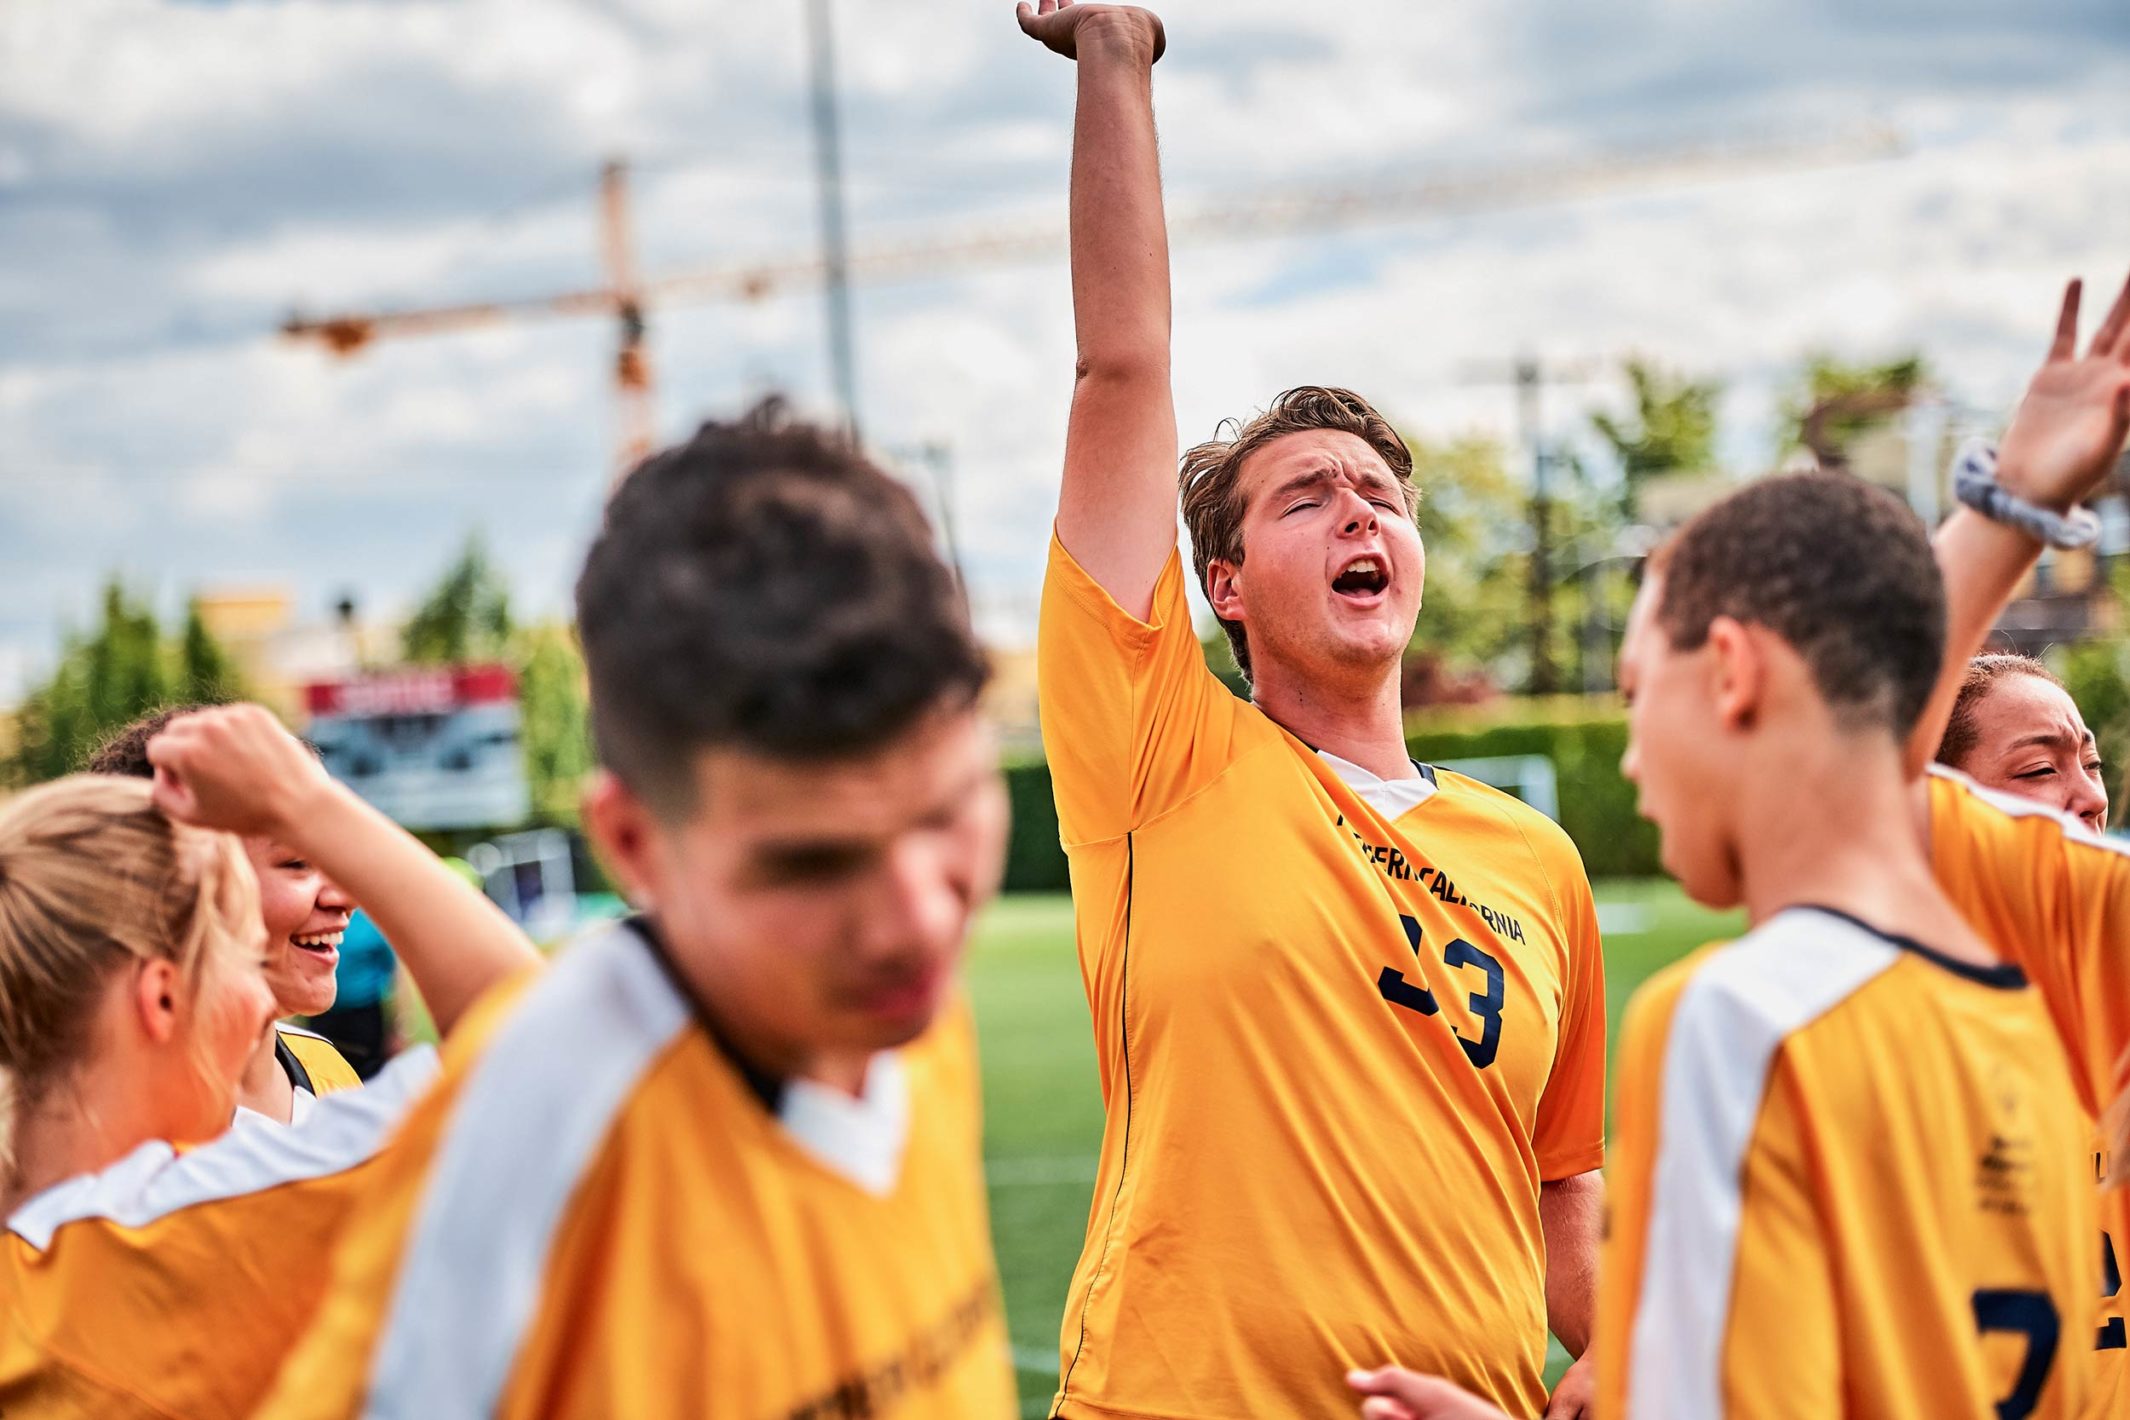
[147, 705, 540, 1040]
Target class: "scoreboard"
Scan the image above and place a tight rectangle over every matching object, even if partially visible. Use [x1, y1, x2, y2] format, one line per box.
[303, 663, 530, 831]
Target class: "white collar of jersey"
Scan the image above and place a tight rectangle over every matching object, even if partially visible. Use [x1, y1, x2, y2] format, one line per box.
[1316, 749, 1438, 820]
[778, 1052, 909, 1197]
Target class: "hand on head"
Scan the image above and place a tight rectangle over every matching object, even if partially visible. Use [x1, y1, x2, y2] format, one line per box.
[1346, 1367, 1514, 1420]
[146, 704, 332, 841]
[1997, 269, 2130, 509]
[1015, 0, 1166, 63]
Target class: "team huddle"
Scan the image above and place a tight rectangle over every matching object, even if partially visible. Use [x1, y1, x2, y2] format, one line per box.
[1, 3, 2126, 1418]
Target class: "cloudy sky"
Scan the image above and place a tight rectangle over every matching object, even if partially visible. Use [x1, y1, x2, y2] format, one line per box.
[3, 0, 2127, 699]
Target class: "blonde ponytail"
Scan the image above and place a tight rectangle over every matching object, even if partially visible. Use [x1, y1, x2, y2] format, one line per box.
[0, 776, 258, 1184]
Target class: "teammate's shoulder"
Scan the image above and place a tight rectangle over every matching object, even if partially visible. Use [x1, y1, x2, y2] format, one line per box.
[1621, 942, 1728, 1037]
[436, 955, 550, 1072]
[1663, 907, 1954, 1048]
[427, 917, 691, 1138]
[1040, 527, 1186, 630]
[1929, 762, 2130, 860]
[6, 1047, 439, 1254]
[278, 1025, 361, 1094]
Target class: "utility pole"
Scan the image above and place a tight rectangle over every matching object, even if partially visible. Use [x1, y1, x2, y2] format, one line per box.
[1463, 354, 1605, 695]
[599, 159, 654, 472]
[1513, 357, 1556, 694]
[891, 441, 967, 593]
[805, 0, 862, 440]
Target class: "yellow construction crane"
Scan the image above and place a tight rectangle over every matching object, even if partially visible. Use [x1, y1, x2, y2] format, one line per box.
[282, 127, 1902, 475]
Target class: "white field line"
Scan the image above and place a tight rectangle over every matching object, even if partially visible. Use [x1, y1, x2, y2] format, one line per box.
[984, 1154, 1099, 1187]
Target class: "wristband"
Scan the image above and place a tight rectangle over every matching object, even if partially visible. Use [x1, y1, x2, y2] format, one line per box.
[1952, 439, 2101, 550]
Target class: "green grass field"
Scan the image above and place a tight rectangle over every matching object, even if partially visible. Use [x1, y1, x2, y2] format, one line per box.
[965, 881, 1745, 1417]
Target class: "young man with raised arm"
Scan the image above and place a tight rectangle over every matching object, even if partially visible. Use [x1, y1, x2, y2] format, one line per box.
[1020, 4, 1606, 1416]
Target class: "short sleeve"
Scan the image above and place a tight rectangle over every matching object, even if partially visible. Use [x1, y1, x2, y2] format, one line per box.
[1037, 530, 1248, 845]
[1533, 843, 1607, 1181]
[1929, 769, 2130, 1119]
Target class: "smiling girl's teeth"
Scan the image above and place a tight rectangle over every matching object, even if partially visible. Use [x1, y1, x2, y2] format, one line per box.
[291, 932, 344, 950]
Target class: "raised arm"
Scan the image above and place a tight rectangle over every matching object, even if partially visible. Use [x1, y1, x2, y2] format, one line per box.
[1019, 0, 1179, 618]
[1907, 271, 2130, 771]
[148, 705, 540, 1037]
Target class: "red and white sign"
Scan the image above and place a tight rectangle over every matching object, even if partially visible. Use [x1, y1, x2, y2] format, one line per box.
[303, 663, 529, 831]
[305, 664, 516, 719]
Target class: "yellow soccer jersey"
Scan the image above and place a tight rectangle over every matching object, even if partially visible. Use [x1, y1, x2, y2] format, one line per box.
[276, 1024, 362, 1097]
[1038, 538, 1607, 1419]
[1597, 908, 2096, 1420]
[1929, 766, 2130, 1411]
[259, 919, 1015, 1420]
[0, 1047, 438, 1419]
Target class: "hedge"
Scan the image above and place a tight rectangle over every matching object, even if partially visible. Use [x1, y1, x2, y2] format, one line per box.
[1403, 713, 1660, 879]
[999, 700, 1659, 892]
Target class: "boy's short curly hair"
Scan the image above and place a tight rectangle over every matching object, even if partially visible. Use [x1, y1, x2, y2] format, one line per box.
[1650, 471, 1945, 739]
[575, 399, 990, 817]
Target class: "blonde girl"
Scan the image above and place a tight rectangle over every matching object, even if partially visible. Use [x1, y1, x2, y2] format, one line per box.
[0, 705, 535, 1418]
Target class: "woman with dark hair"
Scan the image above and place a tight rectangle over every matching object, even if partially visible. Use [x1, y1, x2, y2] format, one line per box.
[1935, 652, 2109, 832]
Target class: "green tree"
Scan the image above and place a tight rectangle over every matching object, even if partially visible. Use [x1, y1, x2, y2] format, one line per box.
[5, 581, 245, 786]
[1780, 353, 1929, 470]
[402, 536, 514, 665]
[1589, 358, 1722, 514]
[398, 539, 592, 828]
[1406, 434, 1534, 683]
[176, 598, 244, 705]
[515, 622, 596, 827]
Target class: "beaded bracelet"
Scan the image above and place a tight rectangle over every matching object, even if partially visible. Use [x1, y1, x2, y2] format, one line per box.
[1951, 439, 2102, 550]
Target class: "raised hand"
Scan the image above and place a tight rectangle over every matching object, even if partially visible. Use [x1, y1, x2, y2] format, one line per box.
[1996, 270, 2130, 510]
[1015, 0, 1165, 64]
[147, 703, 332, 840]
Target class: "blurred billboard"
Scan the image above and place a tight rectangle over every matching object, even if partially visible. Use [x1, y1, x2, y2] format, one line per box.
[304, 664, 528, 830]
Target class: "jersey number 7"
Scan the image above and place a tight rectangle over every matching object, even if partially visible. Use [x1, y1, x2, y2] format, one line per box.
[1972, 1288, 2059, 1420]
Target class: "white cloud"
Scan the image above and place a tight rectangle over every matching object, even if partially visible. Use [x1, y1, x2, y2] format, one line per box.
[3, 0, 2128, 693]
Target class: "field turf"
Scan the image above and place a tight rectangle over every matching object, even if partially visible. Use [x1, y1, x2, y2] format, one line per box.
[965, 881, 1746, 1417]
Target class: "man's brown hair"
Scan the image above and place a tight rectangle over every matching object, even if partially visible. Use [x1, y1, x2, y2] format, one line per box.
[1649, 471, 1944, 738]
[1179, 386, 1418, 679]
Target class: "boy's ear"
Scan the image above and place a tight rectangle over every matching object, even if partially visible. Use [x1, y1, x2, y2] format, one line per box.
[582, 770, 662, 912]
[1704, 616, 1765, 733]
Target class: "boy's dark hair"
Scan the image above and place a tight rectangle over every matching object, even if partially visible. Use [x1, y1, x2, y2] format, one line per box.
[83, 705, 210, 779]
[575, 398, 989, 817]
[1651, 471, 1945, 738]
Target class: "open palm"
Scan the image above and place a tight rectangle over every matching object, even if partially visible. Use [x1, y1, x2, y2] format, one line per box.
[1015, 0, 1165, 63]
[1997, 272, 2130, 508]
